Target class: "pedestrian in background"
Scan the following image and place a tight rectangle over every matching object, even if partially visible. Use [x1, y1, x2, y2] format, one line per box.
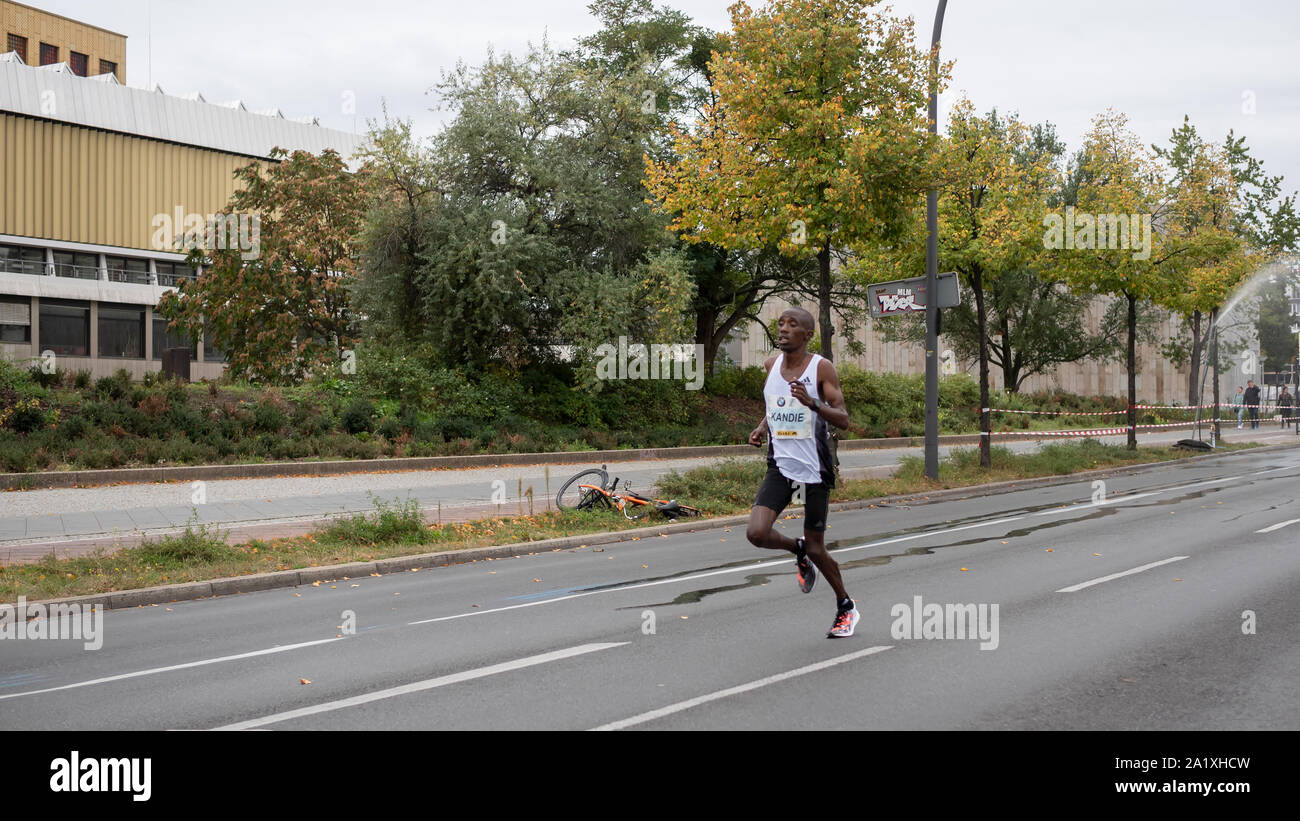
[1279, 386, 1293, 428]
[1244, 381, 1261, 429]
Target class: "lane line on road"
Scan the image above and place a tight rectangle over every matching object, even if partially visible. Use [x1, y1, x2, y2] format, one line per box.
[0, 638, 344, 702]
[212, 642, 628, 730]
[590, 646, 893, 731]
[407, 518, 1027, 625]
[416, 463, 1300, 625]
[1056, 556, 1188, 593]
[1256, 518, 1300, 534]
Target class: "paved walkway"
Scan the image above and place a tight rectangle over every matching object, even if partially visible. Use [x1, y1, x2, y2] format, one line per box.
[2, 425, 1294, 565]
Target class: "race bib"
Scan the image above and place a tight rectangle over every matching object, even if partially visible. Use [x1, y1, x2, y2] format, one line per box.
[767, 395, 812, 439]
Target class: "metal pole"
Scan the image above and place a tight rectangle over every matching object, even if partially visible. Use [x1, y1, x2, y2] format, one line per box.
[924, 0, 948, 480]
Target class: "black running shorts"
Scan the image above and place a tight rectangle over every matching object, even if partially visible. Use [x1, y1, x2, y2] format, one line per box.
[753, 462, 829, 532]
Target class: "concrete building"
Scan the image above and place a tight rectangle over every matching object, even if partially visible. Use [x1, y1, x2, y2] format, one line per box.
[1, 2, 365, 380]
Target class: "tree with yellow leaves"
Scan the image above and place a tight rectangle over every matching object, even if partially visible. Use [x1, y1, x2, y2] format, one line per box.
[644, 0, 937, 360]
[1059, 110, 1183, 450]
[851, 100, 1054, 466]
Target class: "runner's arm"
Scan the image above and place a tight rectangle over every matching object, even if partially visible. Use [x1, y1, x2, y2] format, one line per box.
[749, 355, 778, 447]
[811, 359, 850, 430]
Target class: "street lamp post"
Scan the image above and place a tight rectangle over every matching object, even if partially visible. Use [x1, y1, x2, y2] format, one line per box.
[924, 0, 948, 480]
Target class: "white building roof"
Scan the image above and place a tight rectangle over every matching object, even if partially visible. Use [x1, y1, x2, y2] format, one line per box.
[0, 53, 367, 162]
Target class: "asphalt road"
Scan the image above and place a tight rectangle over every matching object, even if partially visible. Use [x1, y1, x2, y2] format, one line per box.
[3, 425, 1295, 561]
[2, 442, 1297, 730]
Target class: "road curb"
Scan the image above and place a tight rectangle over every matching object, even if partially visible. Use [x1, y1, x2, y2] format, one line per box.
[16, 439, 1297, 612]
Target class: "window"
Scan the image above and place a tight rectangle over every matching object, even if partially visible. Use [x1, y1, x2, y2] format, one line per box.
[203, 329, 226, 363]
[0, 244, 46, 275]
[69, 51, 87, 76]
[105, 257, 150, 285]
[98, 304, 146, 358]
[39, 299, 90, 356]
[152, 316, 197, 360]
[99, 59, 116, 77]
[7, 34, 27, 63]
[52, 251, 99, 280]
[0, 296, 31, 343]
[156, 261, 196, 287]
[39, 42, 56, 66]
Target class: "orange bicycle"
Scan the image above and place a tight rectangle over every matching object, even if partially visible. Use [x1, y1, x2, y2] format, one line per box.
[555, 465, 701, 521]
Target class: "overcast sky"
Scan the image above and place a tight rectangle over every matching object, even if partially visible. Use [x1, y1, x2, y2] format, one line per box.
[34, 0, 1300, 194]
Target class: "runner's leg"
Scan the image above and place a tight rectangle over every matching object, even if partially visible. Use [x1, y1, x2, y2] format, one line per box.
[801, 528, 847, 601]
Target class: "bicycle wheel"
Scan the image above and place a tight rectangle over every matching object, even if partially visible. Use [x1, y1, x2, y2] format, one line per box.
[556, 468, 608, 511]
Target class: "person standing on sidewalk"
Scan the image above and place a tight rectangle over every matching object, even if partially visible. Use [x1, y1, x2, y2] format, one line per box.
[1244, 381, 1261, 429]
[1233, 386, 1246, 428]
[1278, 386, 1294, 428]
[746, 308, 858, 638]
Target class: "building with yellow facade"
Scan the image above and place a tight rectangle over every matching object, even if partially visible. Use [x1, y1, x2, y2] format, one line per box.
[1, 0, 364, 379]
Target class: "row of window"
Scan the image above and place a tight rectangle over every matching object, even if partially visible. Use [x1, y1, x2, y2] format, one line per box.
[5, 33, 116, 77]
[0, 244, 196, 283]
[0, 296, 224, 362]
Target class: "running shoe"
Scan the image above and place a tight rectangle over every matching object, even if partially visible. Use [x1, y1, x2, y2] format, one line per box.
[794, 538, 816, 593]
[827, 599, 859, 638]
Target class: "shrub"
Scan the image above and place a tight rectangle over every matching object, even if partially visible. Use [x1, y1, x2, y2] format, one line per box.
[376, 416, 403, 440]
[340, 398, 376, 434]
[704, 365, 767, 399]
[252, 401, 287, 433]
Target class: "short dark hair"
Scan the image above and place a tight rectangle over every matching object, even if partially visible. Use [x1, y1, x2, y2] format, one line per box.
[782, 307, 815, 333]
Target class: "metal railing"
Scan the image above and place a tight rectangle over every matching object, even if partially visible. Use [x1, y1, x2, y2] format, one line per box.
[106, 267, 152, 285]
[51, 263, 100, 280]
[0, 257, 47, 276]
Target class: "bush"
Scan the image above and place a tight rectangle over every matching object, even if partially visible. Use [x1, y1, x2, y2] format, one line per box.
[704, 365, 767, 399]
[376, 416, 402, 440]
[56, 415, 89, 441]
[340, 398, 376, 434]
[252, 401, 287, 433]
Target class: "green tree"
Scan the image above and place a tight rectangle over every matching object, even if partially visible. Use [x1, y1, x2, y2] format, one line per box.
[645, 0, 937, 362]
[157, 148, 364, 383]
[1060, 110, 1183, 450]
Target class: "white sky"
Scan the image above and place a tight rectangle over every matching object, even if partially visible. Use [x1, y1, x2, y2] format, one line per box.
[34, 0, 1300, 194]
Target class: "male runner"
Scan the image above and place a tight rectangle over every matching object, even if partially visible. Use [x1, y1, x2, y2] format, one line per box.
[746, 307, 857, 637]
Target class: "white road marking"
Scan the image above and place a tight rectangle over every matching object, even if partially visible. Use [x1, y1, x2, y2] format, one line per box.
[1056, 556, 1189, 593]
[1256, 518, 1300, 534]
[407, 518, 1026, 625]
[591, 646, 893, 731]
[213, 642, 627, 730]
[0, 638, 343, 701]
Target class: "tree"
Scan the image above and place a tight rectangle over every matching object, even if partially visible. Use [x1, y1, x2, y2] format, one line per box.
[644, 0, 937, 362]
[853, 102, 1053, 466]
[1060, 111, 1183, 449]
[873, 116, 1126, 395]
[157, 148, 364, 383]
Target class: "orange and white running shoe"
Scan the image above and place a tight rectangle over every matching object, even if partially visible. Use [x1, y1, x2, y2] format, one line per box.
[827, 599, 859, 638]
[795, 539, 817, 594]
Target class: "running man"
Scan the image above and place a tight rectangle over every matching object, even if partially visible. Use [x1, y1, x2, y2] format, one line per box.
[746, 308, 858, 638]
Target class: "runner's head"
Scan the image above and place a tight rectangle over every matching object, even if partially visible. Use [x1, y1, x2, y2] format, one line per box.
[777, 308, 815, 353]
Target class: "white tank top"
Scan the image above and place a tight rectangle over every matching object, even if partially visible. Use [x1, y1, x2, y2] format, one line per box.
[763, 353, 824, 484]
